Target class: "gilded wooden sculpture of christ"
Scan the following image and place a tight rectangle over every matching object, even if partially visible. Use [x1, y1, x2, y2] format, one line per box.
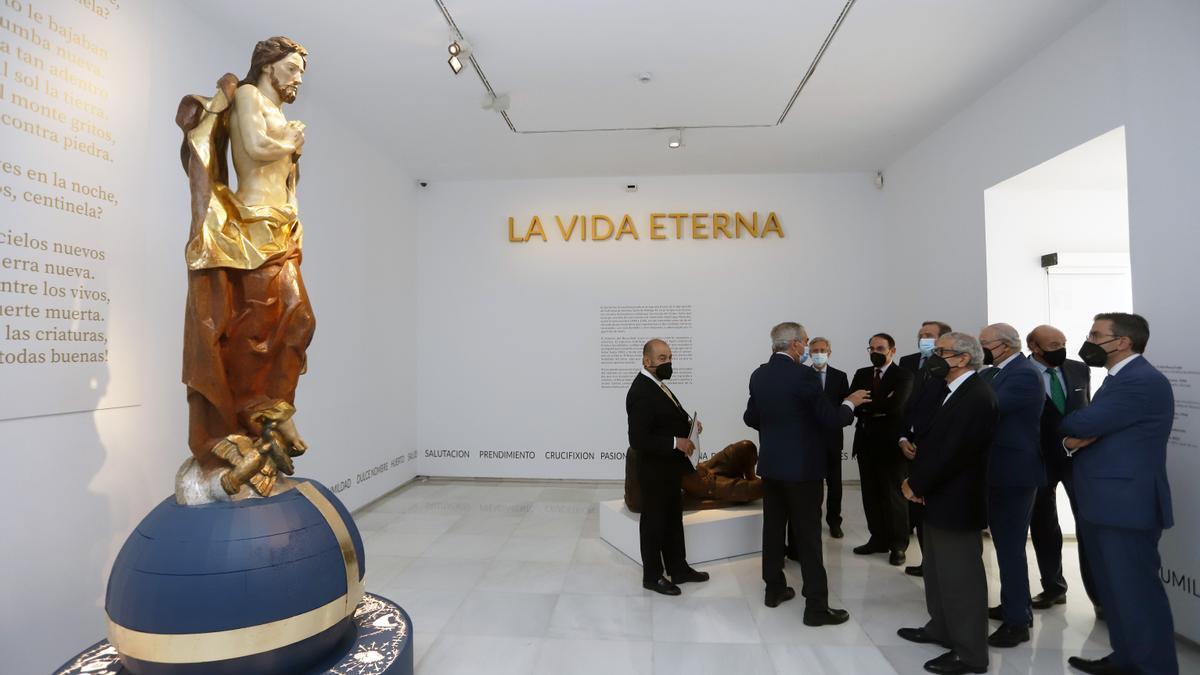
[174, 37, 313, 503]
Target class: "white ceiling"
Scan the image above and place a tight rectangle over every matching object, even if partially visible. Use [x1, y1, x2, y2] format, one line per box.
[190, 0, 1103, 180]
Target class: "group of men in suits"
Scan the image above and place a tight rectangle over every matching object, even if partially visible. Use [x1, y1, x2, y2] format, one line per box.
[625, 312, 1177, 675]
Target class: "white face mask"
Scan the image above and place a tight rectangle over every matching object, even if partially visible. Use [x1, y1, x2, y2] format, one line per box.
[810, 352, 829, 367]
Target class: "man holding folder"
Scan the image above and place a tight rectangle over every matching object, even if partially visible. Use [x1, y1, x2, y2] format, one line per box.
[627, 338, 710, 596]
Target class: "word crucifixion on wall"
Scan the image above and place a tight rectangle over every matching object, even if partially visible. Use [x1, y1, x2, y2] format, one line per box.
[507, 211, 784, 243]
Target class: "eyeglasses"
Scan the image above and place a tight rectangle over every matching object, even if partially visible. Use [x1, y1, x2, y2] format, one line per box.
[932, 348, 963, 357]
[1087, 332, 1119, 341]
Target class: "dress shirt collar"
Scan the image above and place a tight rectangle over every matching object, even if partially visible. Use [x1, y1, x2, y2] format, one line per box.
[640, 367, 663, 385]
[1108, 353, 1142, 376]
[943, 370, 975, 401]
[995, 352, 1020, 370]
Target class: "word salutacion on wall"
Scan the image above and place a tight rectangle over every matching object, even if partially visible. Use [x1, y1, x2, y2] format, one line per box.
[507, 211, 784, 243]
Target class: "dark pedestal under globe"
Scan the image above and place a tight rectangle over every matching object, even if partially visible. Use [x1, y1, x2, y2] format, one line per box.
[55, 594, 413, 675]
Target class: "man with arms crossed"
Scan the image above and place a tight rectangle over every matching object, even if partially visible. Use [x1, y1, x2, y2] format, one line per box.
[1061, 313, 1177, 675]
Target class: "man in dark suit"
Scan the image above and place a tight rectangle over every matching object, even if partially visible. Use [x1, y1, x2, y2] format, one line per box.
[850, 333, 914, 565]
[1061, 313, 1177, 675]
[808, 336, 851, 538]
[898, 332, 997, 675]
[744, 322, 868, 622]
[898, 320, 953, 577]
[1024, 325, 1098, 614]
[978, 323, 1046, 648]
[626, 338, 710, 596]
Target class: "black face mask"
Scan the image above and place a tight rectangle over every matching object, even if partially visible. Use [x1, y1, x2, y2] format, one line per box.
[925, 354, 950, 379]
[982, 347, 995, 366]
[869, 352, 887, 368]
[1041, 347, 1067, 367]
[1078, 340, 1116, 368]
[655, 362, 673, 380]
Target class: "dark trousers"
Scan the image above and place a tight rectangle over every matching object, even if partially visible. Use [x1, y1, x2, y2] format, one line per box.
[825, 446, 843, 527]
[909, 501, 925, 553]
[857, 444, 909, 550]
[638, 469, 686, 583]
[762, 478, 828, 609]
[1078, 519, 1178, 675]
[923, 524, 989, 669]
[988, 485, 1038, 625]
[1029, 474, 1098, 603]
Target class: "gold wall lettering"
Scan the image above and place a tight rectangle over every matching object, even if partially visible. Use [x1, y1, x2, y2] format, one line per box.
[507, 212, 784, 243]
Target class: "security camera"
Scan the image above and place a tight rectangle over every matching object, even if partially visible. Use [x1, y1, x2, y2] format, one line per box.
[417, 180, 430, 188]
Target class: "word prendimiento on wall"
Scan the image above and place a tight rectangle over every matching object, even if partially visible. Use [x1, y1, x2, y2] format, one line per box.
[508, 211, 784, 243]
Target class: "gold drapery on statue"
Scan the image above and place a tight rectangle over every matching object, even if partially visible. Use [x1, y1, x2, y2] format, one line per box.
[177, 75, 315, 497]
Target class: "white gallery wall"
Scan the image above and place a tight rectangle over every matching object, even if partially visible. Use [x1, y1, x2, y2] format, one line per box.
[0, 2, 419, 673]
[415, 172, 971, 482]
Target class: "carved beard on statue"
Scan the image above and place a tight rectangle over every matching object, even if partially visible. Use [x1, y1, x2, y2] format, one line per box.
[271, 68, 299, 103]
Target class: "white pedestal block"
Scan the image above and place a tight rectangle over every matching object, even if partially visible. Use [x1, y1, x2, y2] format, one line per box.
[598, 499, 763, 565]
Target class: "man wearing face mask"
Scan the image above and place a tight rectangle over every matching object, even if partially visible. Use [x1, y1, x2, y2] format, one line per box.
[850, 333, 915, 566]
[898, 332, 997, 675]
[627, 338, 710, 596]
[744, 322, 869, 620]
[977, 323, 1046, 648]
[808, 337, 851, 538]
[898, 320, 954, 577]
[1060, 313, 1177, 675]
[1024, 325, 1099, 616]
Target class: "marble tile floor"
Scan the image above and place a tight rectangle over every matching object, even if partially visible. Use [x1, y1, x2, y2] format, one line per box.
[356, 479, 1200, 675]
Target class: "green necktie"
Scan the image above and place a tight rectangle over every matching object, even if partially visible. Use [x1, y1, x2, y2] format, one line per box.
[1049, 368, 1066, 414]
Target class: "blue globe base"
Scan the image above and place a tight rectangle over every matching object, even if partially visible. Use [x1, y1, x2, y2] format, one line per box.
[55, 593, 414, 675]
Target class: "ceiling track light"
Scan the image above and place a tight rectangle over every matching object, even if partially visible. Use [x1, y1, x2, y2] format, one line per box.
[667, 129, 684, 149]
[447, 37, 472, 75]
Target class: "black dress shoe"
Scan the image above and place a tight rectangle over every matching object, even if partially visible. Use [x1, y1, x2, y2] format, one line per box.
[1067, 654, 1132, 675]
[897, 626, 951, 648]
[643, 577, 681, 596]
[853, 542, 888, 555]
[889, 549, 907, 566]
[987, 604, 1003, 621]
[988, 622, 1030, 648]
[671, 568, 710, 584]
[1031, 591, 1067, 609]
[803, 607, 850, 626]
[905, 564, 924, 577]
[923, 651, 987, 674]
[829, 524, 844, 539]
[765, 586, 796, 608]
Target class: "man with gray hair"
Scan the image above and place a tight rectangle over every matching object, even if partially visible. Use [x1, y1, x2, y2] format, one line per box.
[744, 322, 869, 622]
[978, 323, 1046, 648]
[898, 331, 997, 674]
[808, 336, 851, 538]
